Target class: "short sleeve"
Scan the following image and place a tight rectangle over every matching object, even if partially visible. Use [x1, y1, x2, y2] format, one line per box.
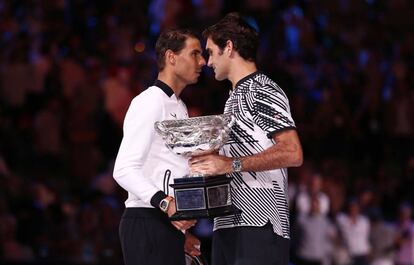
[251, 82, 296, 138]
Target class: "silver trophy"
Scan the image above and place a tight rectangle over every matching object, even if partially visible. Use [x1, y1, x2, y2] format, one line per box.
[155, 114, 241, 220]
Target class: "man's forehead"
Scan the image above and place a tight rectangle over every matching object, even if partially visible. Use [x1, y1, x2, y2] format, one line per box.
[205, 38, 216, 49]
[184, 37, 200, 48]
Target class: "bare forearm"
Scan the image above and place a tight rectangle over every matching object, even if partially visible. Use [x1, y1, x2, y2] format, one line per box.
[189, 129, 303, 176]
[240, 136, 303, 172]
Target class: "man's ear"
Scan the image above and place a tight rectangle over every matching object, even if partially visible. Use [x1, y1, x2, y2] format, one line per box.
[225, 40, 234, 55]
[166, 50, 176, 65]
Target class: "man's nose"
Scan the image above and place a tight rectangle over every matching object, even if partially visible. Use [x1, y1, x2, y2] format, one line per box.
[199, 56, 206, 66]
[207, 57, 212, 67]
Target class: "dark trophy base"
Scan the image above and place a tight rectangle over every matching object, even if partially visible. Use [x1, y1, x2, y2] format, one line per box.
[169, 175, 241, 221]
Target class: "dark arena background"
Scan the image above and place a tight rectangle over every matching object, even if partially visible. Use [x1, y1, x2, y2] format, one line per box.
[0, 0, 413, 264]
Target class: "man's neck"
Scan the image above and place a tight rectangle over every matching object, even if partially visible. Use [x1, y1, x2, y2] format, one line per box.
[228, 59, 257, 89]
[157, 72, 185, 97]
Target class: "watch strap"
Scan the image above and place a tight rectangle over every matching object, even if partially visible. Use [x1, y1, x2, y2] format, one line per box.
[150, 191, 168, 208]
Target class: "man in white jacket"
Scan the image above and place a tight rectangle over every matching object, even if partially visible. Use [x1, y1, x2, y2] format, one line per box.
[113, 28, 206, 265]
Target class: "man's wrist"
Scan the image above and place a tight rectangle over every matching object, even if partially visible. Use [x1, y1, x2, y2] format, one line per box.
[150, 191, 168, 208]
[232, 157, 243, 172]
[159, 196, 174, 213]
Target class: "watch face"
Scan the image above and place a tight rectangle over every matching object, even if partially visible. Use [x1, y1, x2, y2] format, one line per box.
[232, 158, 242, 172]
[160, 200, 169, 211]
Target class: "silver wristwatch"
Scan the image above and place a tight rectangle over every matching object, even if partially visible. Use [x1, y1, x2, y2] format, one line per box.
[232, 158, 242, 172]
[159, 196, 173, 213]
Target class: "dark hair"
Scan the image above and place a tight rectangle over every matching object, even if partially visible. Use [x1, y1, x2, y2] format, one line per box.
[155, 28, 198, 71]
[202, 12, 259, 62]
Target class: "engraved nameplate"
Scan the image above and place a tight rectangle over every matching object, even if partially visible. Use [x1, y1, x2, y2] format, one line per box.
[175, 188, 206, 211]
[207, 184, 231, 208]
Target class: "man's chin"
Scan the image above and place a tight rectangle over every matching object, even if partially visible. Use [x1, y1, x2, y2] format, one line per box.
[188, 78, 198, 84]
[215, 74, 226, 81]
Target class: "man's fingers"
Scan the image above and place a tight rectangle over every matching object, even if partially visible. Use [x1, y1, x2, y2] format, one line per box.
[171, 220, 197, 230]
[189, 157, 203, 164]
[186, 244, 201, 257]
[189, 155, 215, 165]
[189, 249, 201, 257]
[190, 163, 212, 173]
[183, 220, 197, 227]
[171, 221, 180, 230]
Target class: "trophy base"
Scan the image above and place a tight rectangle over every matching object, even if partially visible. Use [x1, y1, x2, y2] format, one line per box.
[170, 205, 240, 221]
[169, 175, 241, 221]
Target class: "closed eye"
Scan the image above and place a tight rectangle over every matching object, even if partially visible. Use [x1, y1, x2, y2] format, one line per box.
[192, 50, 202, 56]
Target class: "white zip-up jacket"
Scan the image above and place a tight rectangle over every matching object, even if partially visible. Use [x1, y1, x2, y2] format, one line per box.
[113, 80, 190, 208]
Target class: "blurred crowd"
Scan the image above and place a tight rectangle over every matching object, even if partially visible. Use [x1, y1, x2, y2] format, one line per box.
[0, 0, 413, 264]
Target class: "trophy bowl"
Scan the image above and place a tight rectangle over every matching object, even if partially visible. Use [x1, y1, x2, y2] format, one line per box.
[154, 114, 241, 220]
[154, 113, 235, 158]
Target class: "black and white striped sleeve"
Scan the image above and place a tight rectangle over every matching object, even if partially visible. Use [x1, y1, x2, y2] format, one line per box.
[251, 83, 296, 138]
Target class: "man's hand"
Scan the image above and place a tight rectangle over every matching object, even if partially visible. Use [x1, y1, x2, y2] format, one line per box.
[167, 199, 197, 230]
[189, 154, 232, 176]
[185, 231, 201, 257]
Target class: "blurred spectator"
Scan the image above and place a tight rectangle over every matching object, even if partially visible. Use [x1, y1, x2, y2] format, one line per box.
[33, 97, 64, 176]
[336, 199, 371, 265]
[0, 156, 10, 177]
[369, 208, 395, 265]
[0, 45, 33, 108]
[59, 57, 86, 101]
[294, 195, 336, 265]
[101, 66, 134, 127]
[295, 173, 330, 216]
[288, 161, 315, 210]
[393, 203, 414, 265]
[0, 213, 34, 262]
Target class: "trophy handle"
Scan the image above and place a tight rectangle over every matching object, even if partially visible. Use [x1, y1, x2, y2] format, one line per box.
[154, 121, 165, 136]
